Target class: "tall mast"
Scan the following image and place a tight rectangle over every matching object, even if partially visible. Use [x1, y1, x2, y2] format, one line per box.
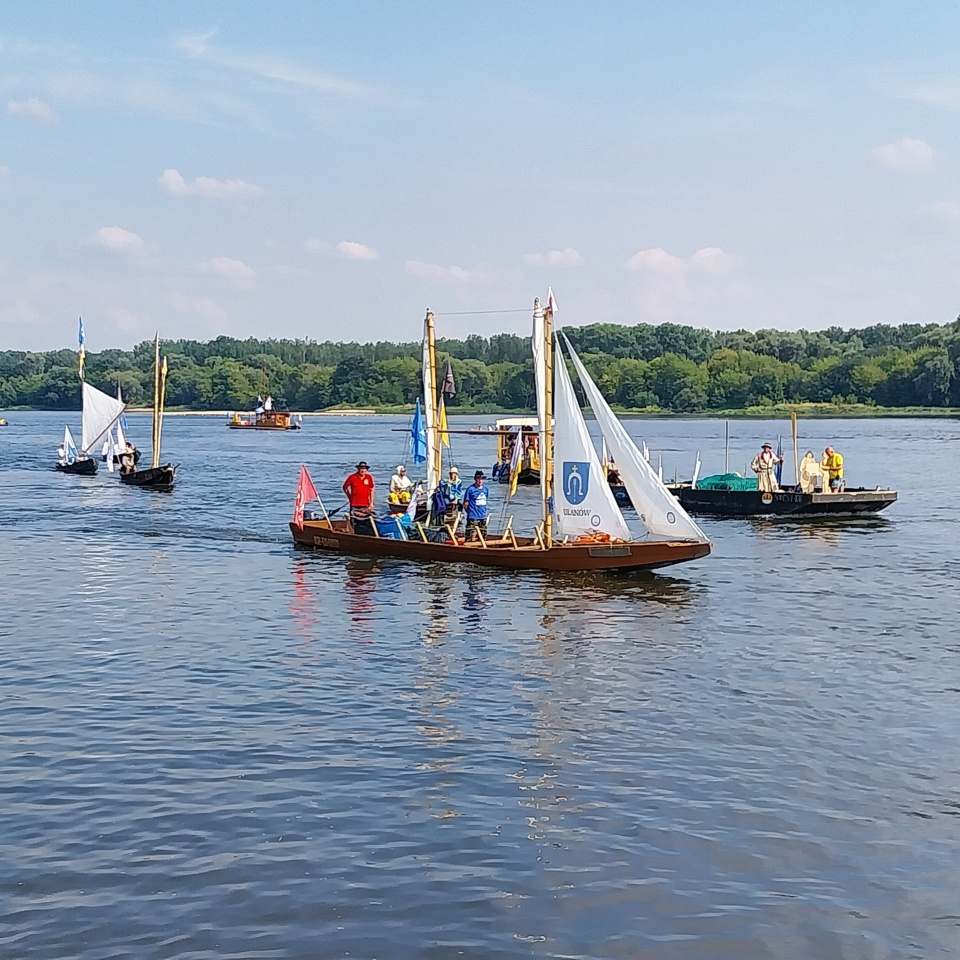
[422, 310, 440, 491]
[151, 333, 160, 468]
[542, 302, 554, 545]
[157, 355, 168, 463]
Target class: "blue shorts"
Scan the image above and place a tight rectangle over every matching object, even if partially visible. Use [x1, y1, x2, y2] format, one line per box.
[829, 477, 842, 490]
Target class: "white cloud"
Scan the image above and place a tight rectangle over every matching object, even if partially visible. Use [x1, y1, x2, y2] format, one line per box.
[304, 238, 329, 253]
[521, 247, 584, 267]
[624, 247, 686, 274]
[0, 165, 10, 179]
[622, 245, 745, 323]
[336, 240, 378, 261]
[90, 226, 145, 254]
[174, 31, 381, 101]
[159, 168, 263, 201]
[169, 292, 228, 331]
[865, 137, 937, 171]
[689, 246, 737, 275]
[7, 97, 57, 123]
[207, 256, 256, 288]
[406, 260, 503, 284]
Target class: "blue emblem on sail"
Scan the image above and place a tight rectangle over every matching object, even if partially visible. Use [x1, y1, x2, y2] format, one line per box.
[562, 460, 590, 505]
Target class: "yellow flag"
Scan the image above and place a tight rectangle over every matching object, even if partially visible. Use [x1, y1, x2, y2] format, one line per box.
[437, 396, 449, 447]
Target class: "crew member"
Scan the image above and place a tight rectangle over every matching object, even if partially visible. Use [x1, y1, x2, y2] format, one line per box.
[462, 470, 489, 540]
[751, 442, 781, 493]
[343, 461, 375, 516]
[821, 446, 844, 492]
[798, 449, 820, 494]
[389, 464, 413, 503]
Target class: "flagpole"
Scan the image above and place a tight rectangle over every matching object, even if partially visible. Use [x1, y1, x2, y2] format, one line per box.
[790, 411, 799, 488]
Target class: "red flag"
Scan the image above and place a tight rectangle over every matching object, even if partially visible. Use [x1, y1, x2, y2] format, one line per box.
[293, 464, 318, 529]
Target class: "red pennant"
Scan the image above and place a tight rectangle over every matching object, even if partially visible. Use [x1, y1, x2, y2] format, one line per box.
[293, 465, 318, 529]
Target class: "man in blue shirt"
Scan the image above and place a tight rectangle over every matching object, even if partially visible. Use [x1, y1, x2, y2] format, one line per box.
[462, 470, 489, 540]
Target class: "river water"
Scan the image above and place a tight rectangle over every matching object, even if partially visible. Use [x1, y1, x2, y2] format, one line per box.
[1, 411, 958, 959]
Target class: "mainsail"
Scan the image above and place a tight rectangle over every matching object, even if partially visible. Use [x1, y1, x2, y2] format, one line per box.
[80, 381, 126, 455]
[563, 335, 709, 543]
[62, 426, 78, 463]
[552, 338, 631, 541]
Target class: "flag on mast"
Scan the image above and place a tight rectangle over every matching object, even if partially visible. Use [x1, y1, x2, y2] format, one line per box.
[774, 436, 783, 486]
[292, 465, 318, 529]
[410, 398, 427, 464]
[77, 317, 86, 379]
[437, 396, 450, 447]
[441, 359, 456, 397]
[507, 428, 524, 496]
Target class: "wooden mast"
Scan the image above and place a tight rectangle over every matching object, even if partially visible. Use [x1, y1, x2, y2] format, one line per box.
[151, 333, 160, 469]
[157, 355, 168, 464]
[425, 310, 441, 485]
[791, 410, 799, 487]
[542, 301, 554, 545]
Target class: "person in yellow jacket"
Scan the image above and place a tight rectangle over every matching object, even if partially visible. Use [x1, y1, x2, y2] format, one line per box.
[820, 446, 843, 492]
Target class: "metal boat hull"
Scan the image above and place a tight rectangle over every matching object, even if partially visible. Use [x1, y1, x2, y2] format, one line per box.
[670, 485, 897, 518]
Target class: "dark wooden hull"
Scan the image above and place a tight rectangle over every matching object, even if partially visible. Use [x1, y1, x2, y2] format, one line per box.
[290, 518, 710, 572]
[55, 458, 97, 475]
[119, 464, 176, 488]
[495, 466, 540, 486]
[669, 484, 897, 518]
[226, 423, 299, 430]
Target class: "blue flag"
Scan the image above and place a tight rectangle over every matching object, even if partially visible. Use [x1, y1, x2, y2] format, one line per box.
[774, 435, 783, 485]
[410, 397, 427, 465]
[78, 316, 85, 347]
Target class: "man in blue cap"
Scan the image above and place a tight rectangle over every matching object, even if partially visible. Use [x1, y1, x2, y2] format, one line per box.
[462, 469, 490, 540]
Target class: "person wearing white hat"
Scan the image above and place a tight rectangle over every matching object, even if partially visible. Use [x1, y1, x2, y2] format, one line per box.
[389, 464, 413, 503]
[751, 442, 782, 493]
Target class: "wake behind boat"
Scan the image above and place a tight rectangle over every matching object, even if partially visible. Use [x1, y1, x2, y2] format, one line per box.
[291, 295, 712, 573]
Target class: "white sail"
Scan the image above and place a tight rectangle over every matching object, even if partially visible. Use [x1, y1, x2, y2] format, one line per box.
[553, 339, 632, 541]
[563, 335, 709, 543]
[422, 318, 438, 493]
[80, 381, 126, 455]
[115, 419, 126, 450]
[532, 299, 548, 506]
[62, 425, 78, 463]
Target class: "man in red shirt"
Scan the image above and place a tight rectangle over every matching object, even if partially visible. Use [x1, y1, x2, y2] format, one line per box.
[343, 461, 375, 516]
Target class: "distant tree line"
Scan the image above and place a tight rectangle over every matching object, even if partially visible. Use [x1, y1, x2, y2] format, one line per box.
[3, 319, 960, 411]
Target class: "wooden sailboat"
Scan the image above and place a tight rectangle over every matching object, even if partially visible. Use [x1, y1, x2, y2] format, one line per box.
[55, 327, 126, 475]
[226, 366, 300, 430]
[119, 334, 176, 488]
[290, 298, 712, 572]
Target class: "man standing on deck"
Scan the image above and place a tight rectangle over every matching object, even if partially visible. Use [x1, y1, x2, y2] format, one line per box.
[751, 442, 781, 493]
[462, 470, 489, 540]
[343, 461, 375, 516]
[821, 446, 844, 492]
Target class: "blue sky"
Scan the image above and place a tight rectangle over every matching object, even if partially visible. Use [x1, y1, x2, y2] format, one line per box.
[3, 1, 960, 350]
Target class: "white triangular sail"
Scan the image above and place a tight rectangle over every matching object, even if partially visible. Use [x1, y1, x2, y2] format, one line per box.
[62, 425, 78, 463]
[115, 418, 126, 450]
[563, 335, 709, 543]
[532, 299, 548, 506]
[80, 381, 125, 455]
[553, 339, 631, 541]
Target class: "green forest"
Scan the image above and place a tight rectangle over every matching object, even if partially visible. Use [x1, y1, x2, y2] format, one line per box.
[3, 318, 960, 412]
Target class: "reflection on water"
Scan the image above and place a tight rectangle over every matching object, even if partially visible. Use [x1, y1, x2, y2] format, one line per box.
[1, 413, 959, 960]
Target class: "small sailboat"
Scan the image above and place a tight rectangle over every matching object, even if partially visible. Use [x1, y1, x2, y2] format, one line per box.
[55, 382, 126, 475]
[119, 334, 176, 488]
[290, 297, 712, 572]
